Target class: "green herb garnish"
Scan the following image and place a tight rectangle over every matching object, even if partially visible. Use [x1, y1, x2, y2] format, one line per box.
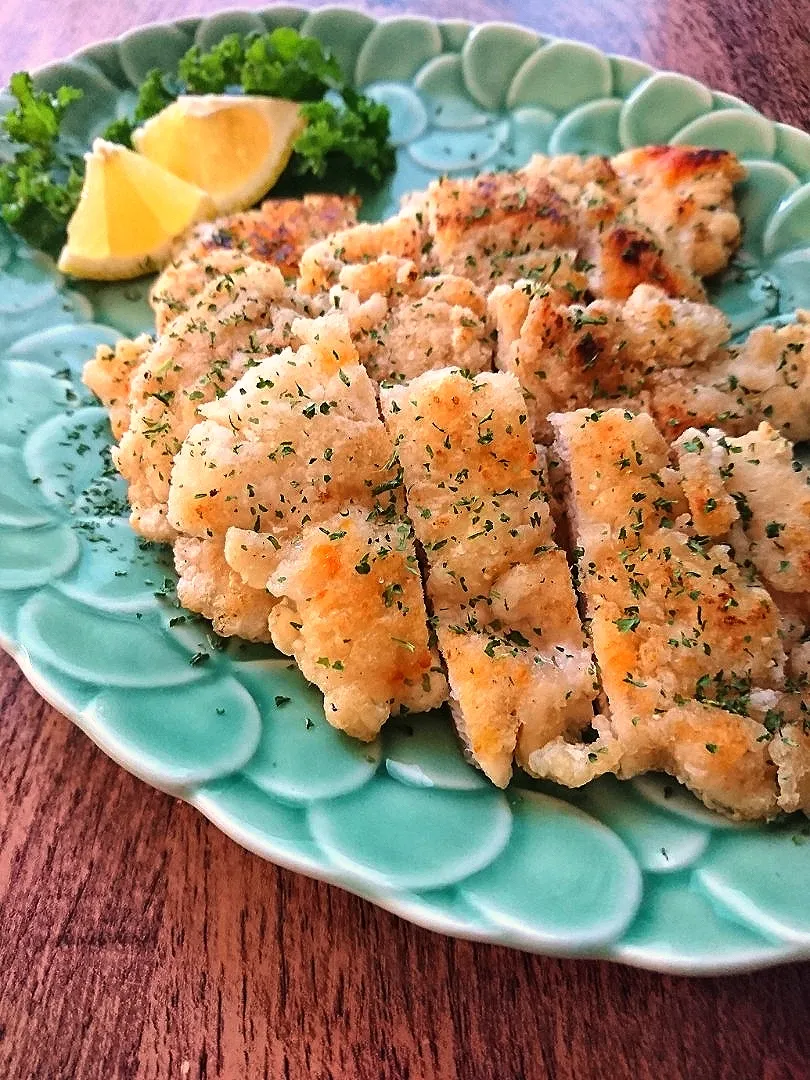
[0, 73, 85, 254]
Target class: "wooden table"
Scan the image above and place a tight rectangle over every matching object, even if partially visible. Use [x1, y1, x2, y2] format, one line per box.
[1, 3, 809, 1077]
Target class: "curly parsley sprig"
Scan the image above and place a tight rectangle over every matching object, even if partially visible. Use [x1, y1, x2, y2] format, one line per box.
[0, 73, 85, 254]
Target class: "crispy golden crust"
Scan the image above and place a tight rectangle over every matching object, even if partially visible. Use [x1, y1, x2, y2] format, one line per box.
[333, 256, 494, 383]
[679, 424, 810, 595]
[592, 225, 705, 301]
[675, 424, 810, 810]
[649, 314, 810, 441]
[82, 334, 152, 440]
[86, 168, 810, 814]
[266, 509, 447, 740]
[674, 429, 739, 538]
[522, 153, 621, 211]
[727, 429, 810, 595]
[114, 264, 324, 540]
[173, 194, 359, 276]
[152, 195, 357, 341]
[383, 370, 546, 604]
[173, 535, 276, 642]
[520, 150, 743, 299]
[169, 315, 394, 543]
[551, 408, 795, 820]
[613, 146, 745, 279]
[552, 408, 686, 535]
[171, 316, 444, 732]
[297, 214, 426, 294]
[383, 370, 597, 787]
[422, 170, 578, 286]
[150, 250, 265, 333]
[490, 282, 728, 440]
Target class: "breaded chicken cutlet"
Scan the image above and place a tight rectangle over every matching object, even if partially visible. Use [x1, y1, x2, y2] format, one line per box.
[80, 154, 810, 817]
[331, 255, 493, 383]
[169, 313, 446, 734]
[649, 312, 810, 441]
[490, 282, 810, 445]
[112, 263, 326, 541]
[297, 212, 427, 295]
[382, 369, 599, 788]
[612, 146, 744, 280]
[265, 507, 446, 740]
[295, 147, 742, 305]
[152, 193, 359, 326]
[673, 424, 810, 812]
[489, 282, 730, 441]
[84, 195, 359, 439]
[418, 147, 743, 299]
[549, 408, 808, 819]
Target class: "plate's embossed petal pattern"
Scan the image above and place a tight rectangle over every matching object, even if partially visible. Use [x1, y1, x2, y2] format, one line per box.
[308, 777, 513, 891]
[0, 361, 73, 449]
[618, 72, 714, 147]
[0, 526, 79, 589]
[238, 660, 384, 803]
[547, 99, 623, 156]
[355, 16, 442, 87]
[506, 40, 612, 113]
[461, 22, 540, 111]
[695, 831, 810, 944]
[384, 711, 489, 791]
[24, 406, 116, 512]
[459, 791, 642, 950]
[762, 183, 810, 257]
[577, 777, 710, 874]
[18, 590, 205, 688]
[671, 108, 777, 158]
[1, 7, 809, 975]
[85, 677, 262, 789]
[0, 446, 54, 527]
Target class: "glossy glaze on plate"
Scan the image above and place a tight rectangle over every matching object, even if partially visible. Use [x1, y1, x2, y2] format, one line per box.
[1, 6, 809, 975]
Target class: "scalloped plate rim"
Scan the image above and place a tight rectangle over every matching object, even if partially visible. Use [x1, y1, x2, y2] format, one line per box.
[30, 7, 774, 129]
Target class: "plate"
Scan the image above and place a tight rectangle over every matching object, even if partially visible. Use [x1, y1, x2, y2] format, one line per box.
[2, 6, 810, 976]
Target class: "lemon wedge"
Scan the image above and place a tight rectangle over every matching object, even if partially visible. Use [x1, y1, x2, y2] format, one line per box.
[57, 139, 216, 280]
[132, 95, 305, 215]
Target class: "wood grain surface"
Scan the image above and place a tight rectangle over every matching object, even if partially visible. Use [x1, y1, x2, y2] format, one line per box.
[1, 3, 810, 1078]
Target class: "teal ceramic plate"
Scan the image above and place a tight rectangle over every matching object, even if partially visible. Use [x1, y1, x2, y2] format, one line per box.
[2, 6, 810, 975]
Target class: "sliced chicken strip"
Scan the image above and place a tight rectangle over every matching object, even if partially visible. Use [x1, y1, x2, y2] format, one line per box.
[674, 423, 810, 812]
[266, 507, 446, 740]
[612, 146, 745, 279]
[152, 193, 358, 329]
[675, 423, 810, 595]
[173, 535, 277, 642]
[382, 368, 599, 788]
[551, 408, 789, 820]
[171, 313, 445, 733]
[297, 213, 426, 295]
[650, 312, 810, 442]
[332, 255, 493, 383]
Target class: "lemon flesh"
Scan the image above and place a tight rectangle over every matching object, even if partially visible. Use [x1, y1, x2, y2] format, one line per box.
[57, 139, 216, 280]
[132, 95, 305, 215]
